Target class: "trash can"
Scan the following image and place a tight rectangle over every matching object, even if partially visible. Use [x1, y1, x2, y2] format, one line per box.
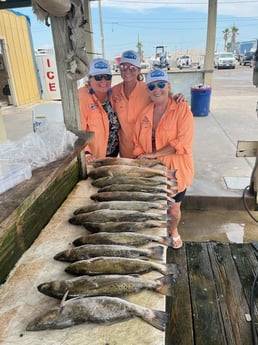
[191, 85, 211, 117]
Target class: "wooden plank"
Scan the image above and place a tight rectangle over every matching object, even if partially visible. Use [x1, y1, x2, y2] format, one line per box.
[166, 245, 194, 345]
[230, 243, 258, 337]
[236, 141, 258, 157]
[208, 243, 253, 345]
[187, 243, 227, 345]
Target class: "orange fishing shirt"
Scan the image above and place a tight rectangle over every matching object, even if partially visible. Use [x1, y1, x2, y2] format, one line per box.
[79, 86, 109, 158]
[112, 81, 150, 158]
[133, 97, 194, 193]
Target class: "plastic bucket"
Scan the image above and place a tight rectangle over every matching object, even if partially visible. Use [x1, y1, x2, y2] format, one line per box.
[191, 86, 212, 117]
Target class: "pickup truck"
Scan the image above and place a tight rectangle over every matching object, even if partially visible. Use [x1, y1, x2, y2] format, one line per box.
[214, 52, 236, 69]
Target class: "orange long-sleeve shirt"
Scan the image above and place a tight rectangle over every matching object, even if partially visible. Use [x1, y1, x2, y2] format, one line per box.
[133, 97, 194, 193]
[112, 81, 150, 158]
[79, 86, 110, 158]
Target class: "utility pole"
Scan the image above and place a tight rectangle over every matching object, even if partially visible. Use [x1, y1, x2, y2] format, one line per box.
[98, 0, 105, 58]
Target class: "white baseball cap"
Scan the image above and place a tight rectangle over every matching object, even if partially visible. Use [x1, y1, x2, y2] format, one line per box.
[146, 69, 169, 84]
[89, 58, 111, 76]
[120, 50, 141, 68]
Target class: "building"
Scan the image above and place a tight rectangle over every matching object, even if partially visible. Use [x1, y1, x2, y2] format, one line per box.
[0, 9, 40, 106]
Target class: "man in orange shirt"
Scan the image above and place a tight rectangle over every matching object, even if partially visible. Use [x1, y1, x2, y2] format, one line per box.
[133, 69, 194, 249]
[79, 58, 120, 164]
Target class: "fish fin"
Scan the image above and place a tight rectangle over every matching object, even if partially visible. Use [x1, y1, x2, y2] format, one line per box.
[59, 290, 69, 311]
[141, 308, 169, 331]
[156, 274, 175, 296]
[165, 263, 179, 277]
[148, 245, 164, 260]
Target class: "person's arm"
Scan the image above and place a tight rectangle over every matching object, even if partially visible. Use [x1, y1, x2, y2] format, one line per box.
[137, 144, 176, 160]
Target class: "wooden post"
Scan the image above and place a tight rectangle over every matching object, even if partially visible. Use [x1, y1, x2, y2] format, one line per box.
[49, 15, 87, 178]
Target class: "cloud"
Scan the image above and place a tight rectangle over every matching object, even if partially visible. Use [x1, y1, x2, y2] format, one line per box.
[93, 0, 258, 18]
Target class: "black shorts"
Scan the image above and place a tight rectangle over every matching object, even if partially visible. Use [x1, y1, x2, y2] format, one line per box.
[173, 189, 186, 203]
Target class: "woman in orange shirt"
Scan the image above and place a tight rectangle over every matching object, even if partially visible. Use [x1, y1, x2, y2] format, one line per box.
[79, 58, 120, 164]
[112, 50, 185, 158]
[133, 69, 194, 249]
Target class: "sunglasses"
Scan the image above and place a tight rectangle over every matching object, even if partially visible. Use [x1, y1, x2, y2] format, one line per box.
[92, 74, 112, 81]
[147, 81, 167, 91]
[120, 64, 138, 72]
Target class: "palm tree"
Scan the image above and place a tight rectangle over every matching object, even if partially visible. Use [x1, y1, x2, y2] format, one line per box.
[230, 25, 239, 51]
[222, 28, 230, 51]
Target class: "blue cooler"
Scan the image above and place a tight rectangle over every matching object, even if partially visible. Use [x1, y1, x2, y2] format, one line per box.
[191, 85, 212, 117]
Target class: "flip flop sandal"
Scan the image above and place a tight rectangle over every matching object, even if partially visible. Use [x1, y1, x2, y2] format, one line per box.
[171, 235, 183, 249]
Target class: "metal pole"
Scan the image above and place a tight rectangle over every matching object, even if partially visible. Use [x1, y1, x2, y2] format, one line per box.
[98, 0, 105, 58]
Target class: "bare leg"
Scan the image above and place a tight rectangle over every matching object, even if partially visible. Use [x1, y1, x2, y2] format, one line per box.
[167, 201, 183, 249]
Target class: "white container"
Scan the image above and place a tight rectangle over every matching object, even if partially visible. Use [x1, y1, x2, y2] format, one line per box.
[0, 161, 32, 195]
[32, 101, 64, 132]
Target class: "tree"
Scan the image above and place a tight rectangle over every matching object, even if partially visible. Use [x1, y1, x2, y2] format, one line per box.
[222, 28, 230, 51]
[230, 25, 239, 50]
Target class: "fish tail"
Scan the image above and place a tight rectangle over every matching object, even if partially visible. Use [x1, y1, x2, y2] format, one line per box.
[148, 245, 164, 260]
[156, 274, 175, 296]
[167, 169, 177, 179]
[166, 180, 178, 187]
[141, 308, 169, 331]
[164, 263, 179, 277]
[166, 195, 176, 203]
[159, 236, 173, 246]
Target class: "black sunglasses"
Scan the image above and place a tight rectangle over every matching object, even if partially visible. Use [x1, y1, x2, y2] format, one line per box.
[92, 74, 112, 81]
[147, 81, 167, 91]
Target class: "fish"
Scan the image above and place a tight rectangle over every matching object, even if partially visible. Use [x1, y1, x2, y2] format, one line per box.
[37, 274, 176, 299]
[65, 256, 179, 276]
[26, 296, 169, 332]
[92, 157, 167, 169]
[54, 244, 164, 262]
[81, 221, 167, 233]
[97, 183, 173, 194]
[88, 165, 171, 180]
[73, 200, 167, 215]
[91, 176, 178, 189]
[90, 191, 175, 203]
[73, 232, 172, 247]
[69, 209, 168, 225]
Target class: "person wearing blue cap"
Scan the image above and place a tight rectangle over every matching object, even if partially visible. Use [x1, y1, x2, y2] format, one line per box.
[112, 49, 185, 159]
[133, 69, 194, 249]
[79, 58, 120, 164]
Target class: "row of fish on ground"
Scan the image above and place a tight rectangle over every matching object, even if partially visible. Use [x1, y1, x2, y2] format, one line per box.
[26, 157, 179, 333]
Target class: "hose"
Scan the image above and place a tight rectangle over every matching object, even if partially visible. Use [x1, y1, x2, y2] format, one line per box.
[242, 185, 258, 223]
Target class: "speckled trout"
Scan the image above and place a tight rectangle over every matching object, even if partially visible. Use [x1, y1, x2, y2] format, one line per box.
[81, 221, 167, 233]
[73, 232, 172, 247]
[91, 176, 177, 189]
[26, 296, 169, 332]
[69, 209, 169, 225]
[90, 191, 175, 203]
[97, 183, 172, 194]
[54, 244, 164, 262]
[65, 257, 178, 276]
[92, 157, 166, 169]
[73, 200, 167, 215]
[37, 274, 176, 299]
[88, 165, 175, 180]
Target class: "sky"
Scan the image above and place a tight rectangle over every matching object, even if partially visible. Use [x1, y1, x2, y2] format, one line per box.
[12, 0, 258, 60]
